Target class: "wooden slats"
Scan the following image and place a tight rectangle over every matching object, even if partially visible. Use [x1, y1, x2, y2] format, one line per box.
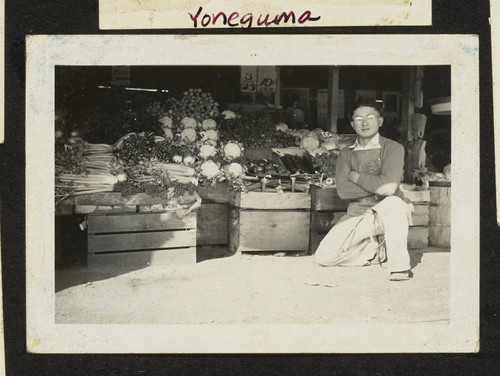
[198, 182, 231, 203]
[411, 204, 430, 226]
[236, 211, 310, 251]
[87, 247, 196, 267]
[429, 185, 451, 247]
[230, 192, 311, 210]
[73, 192, 169, 206]
[430, 186, 451, 205]
[407, 227, 429, 249]
[310, 186, 350, 211]
[75, 205, 137, 214]
[429, 205, 450, 226]
[197, 203, 228, 245]
[429, 225, 451, 248]
[88, 229, 196, 253]
[87, 212, 196, 234]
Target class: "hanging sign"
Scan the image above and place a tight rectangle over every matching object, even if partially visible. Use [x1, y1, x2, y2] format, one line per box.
[111, 66, 131, 86]
[240, 66, 257, 92]
[257, 66, 277, 93]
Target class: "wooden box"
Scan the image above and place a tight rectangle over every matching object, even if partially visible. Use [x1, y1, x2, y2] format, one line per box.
[229, 192, 311, 253]
[197, 203, 228, 245]
[310, 185, 350, 211]
[230, 191, 311, 210]
[87, 211, 197, 267]
[197, 182, 231, 204]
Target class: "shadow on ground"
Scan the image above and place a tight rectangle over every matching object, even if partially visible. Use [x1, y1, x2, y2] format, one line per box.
[56, 245, 234, 293]
[56, 246, 450, 293]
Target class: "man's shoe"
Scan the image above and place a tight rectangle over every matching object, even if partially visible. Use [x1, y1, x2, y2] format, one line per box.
[389, 270, 412, 281]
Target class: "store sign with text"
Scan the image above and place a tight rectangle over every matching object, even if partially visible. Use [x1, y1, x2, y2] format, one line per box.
[256, 67, 277, 93]
[240, 66, 276, 93]
[111, 66, 131, 86]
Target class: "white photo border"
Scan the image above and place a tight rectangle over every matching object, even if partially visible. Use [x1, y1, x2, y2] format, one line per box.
[26, 34, 479, 353]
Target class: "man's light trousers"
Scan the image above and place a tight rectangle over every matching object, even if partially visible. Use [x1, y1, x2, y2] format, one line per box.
[314, 196, 411, 272]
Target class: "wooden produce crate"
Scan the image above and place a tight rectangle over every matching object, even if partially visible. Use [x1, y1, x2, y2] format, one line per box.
[229, 192, 311, 253]
[87, 211, 197, 268]
[197, 203, 228, 245]
[197, 182, 230, 250]
[197, 182, 231, 204]
[310, 185, 350, 211]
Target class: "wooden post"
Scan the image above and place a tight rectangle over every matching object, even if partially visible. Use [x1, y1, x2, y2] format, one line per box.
[275, 66, 281, 106]
[401, 67, 417, 183]
[327, 66, 340, 132]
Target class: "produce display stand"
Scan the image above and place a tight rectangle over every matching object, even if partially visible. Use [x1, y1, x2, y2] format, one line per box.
[308, 184, 431, 254]
[55, 192, 199, 267]
[228, 191, 311, 253]
[55, 182, 433, 267]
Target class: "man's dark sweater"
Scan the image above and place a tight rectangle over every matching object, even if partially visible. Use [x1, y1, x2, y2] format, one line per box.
[335, 135, 405, 216]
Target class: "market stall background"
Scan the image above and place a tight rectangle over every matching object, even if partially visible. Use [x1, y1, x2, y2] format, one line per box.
[54, 64, 451, 269]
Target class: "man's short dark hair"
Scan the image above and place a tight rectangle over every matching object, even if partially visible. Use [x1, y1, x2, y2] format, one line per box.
[350, 97, 383, 119]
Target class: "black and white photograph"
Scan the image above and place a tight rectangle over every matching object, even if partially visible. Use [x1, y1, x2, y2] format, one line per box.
[53, 64, 451, 323]
[25, 34, 479, 353]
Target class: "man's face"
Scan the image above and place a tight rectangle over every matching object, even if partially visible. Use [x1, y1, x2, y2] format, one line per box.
[350, 106, 383, 140]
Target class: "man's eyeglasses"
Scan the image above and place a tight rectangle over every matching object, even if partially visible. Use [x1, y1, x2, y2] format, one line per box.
[352, 114, 379, 125]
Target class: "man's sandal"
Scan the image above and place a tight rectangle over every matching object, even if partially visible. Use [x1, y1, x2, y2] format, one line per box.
[389, 270, 412, 281]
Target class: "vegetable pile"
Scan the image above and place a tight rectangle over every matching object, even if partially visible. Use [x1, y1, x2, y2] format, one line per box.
[112, 132, 198, 199]
[55, 85, 358, 205]
[168, 88, 220, 126]
[218, 112, 297, 148]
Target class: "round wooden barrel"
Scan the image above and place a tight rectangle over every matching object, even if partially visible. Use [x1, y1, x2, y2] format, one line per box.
[429, 181, 451, 248]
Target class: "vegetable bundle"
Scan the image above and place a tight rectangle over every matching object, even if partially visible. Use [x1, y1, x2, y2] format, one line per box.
[55, 141, 125, 204]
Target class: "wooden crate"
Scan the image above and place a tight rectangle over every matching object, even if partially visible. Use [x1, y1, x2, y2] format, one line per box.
[229, 209, 310, 253]
[229, 192, 311, 253]
[197, 203, 228, 245]
[197, 182, 231, 204]
[230, 191, 311, 210]
[87, 211, 197, 267]
[310, 185, 350, 211]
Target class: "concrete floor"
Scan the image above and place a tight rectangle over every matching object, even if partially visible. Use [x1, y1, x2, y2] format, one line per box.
[55, 247, 450, 325]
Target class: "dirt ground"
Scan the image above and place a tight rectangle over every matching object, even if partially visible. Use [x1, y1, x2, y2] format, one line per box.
[55, 247, 450, 325]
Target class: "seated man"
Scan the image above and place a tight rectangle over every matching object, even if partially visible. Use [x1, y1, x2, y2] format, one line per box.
[314, 97, 412, 281]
